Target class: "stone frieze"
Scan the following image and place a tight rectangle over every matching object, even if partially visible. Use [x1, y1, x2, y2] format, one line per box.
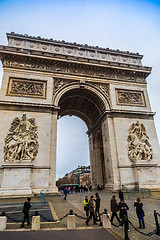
[116, 89, 145, 106]
[7, 78, 47, 98]
[3, 59, 146, 83]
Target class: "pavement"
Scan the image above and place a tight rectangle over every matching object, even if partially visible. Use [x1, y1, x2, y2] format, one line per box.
[0, 229, 117, 240]
[0, 191, 160, 239]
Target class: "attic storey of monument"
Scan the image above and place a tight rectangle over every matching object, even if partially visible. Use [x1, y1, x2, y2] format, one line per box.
[0, 32, 159, 196]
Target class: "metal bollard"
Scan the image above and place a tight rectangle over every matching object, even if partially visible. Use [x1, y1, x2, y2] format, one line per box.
[154, 210, 160, 236]
[0, 216, 7, 231]
[32, 216, 40, 231]
[123, 216, 129, 240]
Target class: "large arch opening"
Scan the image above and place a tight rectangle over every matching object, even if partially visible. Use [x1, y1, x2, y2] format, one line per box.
[56, 86, 108, 189]
[58, 87, 106, 129]
[56, 115, 90, 179]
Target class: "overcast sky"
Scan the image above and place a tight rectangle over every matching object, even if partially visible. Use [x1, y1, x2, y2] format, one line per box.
[0, 0, 160, 178]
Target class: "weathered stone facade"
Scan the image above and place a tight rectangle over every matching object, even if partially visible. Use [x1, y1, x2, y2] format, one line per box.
[0, 32, 159, 196]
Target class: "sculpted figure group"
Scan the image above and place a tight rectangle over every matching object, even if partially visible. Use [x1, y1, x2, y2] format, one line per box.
[127, 121, 153, 163]
[4, 114, 39, 162]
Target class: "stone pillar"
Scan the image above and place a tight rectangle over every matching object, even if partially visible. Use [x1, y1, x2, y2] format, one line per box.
[102, 214, 111, 229]
[94, 130, 103, 186]
[32, 216, 40, 231]
[48, 112, 58, 192]
[0, 216, 7, 231]
[101, 117, 120, 190]
[88, 133, 97, 189]
[67, 215, 76, 229]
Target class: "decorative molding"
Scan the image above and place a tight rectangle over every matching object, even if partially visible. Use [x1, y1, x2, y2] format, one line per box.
[7, 33, 143, 66]
[116, 89, 146, 106]
[93, 83, 110, 100]
[3, 59, 146, 83]
[53, 78, 76, 95]
[4, 114, 39, 162]
[53, 78, 110, 101]
[7, 78, 47, 98]
[127, 121, 153, 163]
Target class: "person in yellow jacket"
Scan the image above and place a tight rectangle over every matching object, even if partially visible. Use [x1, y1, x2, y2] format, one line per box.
[84, 196, 89, 218]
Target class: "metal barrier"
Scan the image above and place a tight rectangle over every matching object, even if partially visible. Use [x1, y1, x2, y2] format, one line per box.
[106, 208, 160, 240]
[1, 208, 160, 239]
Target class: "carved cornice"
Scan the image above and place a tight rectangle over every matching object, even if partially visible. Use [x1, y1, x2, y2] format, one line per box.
[0, 100, 59, 113]
[7, 32, 143, 66]
[0, 50, 150, 84]
[87, 110, 154, 135]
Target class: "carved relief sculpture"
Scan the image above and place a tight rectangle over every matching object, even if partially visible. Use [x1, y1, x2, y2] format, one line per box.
[7, 78, 47, 98]
[116, 89, 145, 106]
[127, 121, 153, 162]
[53, 78, 75, 95]
[4, 114, 39, 162]
[3, 59, 146, 83]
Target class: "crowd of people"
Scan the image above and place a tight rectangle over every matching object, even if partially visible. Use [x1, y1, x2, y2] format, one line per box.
[20, 190, 145, 234]
[63, 185, 92, 194]
[83, 190, 145, 231]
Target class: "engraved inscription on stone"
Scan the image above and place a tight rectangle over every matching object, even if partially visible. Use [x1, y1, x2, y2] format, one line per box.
[116, 89, 145, 106]
[127, 121, 153, 163]
[7, 78, 47, 98]
[4, 114, 39, 162]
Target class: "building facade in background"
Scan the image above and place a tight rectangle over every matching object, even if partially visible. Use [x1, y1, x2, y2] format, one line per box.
[0, 32, 160, 196]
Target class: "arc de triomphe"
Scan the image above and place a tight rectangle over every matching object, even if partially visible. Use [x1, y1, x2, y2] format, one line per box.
[0, 32, 160, 196]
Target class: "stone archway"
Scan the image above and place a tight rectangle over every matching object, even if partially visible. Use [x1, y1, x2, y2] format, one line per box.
[54, 84, 110, 189]
[0, 32, 160, 196]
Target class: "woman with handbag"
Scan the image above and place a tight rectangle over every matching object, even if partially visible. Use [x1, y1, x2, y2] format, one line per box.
[134, 197, 145, 229]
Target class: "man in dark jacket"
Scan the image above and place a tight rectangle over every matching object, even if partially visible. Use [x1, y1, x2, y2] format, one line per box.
[95, 193, 101, 221]
[86, 195, 96, 225]
[21, 197, 32, 228]
[110, 195, 120, 223]
[118, 199, 130, 235]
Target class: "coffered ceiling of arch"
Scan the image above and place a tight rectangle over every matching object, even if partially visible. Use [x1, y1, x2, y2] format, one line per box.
[58, 88, 105, 128]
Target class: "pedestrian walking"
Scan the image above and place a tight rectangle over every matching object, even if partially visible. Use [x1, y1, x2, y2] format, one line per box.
[84, 196, 89, 218]
[86, 195, 96, 225]
[95, 192, 101, 221]
[64, 187, 68, 200]
[110, 195, 120, 224]
[119, 190, 124, 201]
[118, 199, 130, 240]
[21, 197, 32, 228]
[134, 197, 145, 229]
